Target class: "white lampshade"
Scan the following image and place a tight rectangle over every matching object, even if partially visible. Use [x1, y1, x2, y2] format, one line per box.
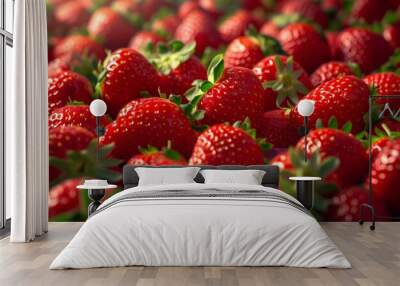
[297, 99, 315, 117]
[89, 99, 107, 117]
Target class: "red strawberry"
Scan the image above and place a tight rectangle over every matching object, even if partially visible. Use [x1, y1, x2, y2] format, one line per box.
[152, 15, 180, 37]
[384, 22, 400, 49]
[259, 110, 301, 148]
[147, 42, 207, 96]
[178, 0, 202, 19]
[53, 34, 106, 61]
[189, 123, 265, 165]
[54, 0, 90, 33]
[370, 137, 391, 160]
[326, 31, 341, 60]
[260, 14, 304, 39]
[48, 71, 93, 114]
[49, 126, 95, 158]
[112, 0, 167, 20]
[49, 178, 82, 218]
[49, 126, 95, 180]
[296, 128, 368, 187]
[350, 0, 390, 24]
[322, 0, 343, 10]
[224, 30, 284, 69]
[198, 0, 234, 18]
[100, 98, 197, 160]
[279, 0, 329, 28]
[293, 76, 370, 133]
[363, 72, 400, 110]
[174, 10, 222, 55]
[184, 55, 265, 128]
[224, 37, 264, 69]
[49, 105, 110, 133]
[337, 28, 392, 73]
[97, 48, 159, 117]
[241, 0, 264, 10]
[218, 10, 261, 43]
[127, 145, 187, 166]
[369, 122, 400, 160]
[326, 186, 387, 221]
[87, 6, 140, 51]
[253, 55, 312, 110]
[129, 31, 164, 52]
[370, 139, 400, 215]
[310, 61, 355, 87]
[270, 151, 293, 170]
[278, 23, 331, 73]
[260, 21, 281, 39]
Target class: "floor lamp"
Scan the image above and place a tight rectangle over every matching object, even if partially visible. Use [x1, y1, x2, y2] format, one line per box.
[297, 99, 315, 161]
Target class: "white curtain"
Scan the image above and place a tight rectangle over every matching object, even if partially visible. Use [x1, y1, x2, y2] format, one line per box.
[8, 0, 49, 242]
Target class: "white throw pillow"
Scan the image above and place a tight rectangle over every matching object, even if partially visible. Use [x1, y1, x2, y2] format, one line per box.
[136, 167, 201, 186]
[200, 169, 266, 185]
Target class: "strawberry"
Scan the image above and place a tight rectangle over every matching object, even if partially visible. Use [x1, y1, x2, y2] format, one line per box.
[241, 0, 264, 10]
[296, 128, 368, 187]
[278, 23, 331, 73]
[370, 139, 400, 215]
[310, 61, 355, 87]
[259, 110, 301, 148]
[321, 0, 343, 10]
[183, 55, 265, 128]
[174, 10, 222, 55]
[198, 0, 238, 19]
[350, 0, 390, 24]
[127, 144, 187, 166]
[363, 72, 400, 110]
[260, 14, 304, 39]
[49, 105, 110, 133]
[279, 0, 329, 28]
[49, 126, 95, 158]
[96, 48, 159, 117]
[48, 71, 93, 114]
[218, 10, 261, 43]
[147, 41, 207, 97]
[49, 178, 82, 218]
[87, 6, 141, 51]
[152, 15, 180, 37]
[54, 0, 91, 34]
[224, 37, 262, 69]
[49, 125, 95, 180]
[100, 98, 197, 160]
[178, 0, 202, 19]
[384, 22, 400, 49]
[337, 28, 392, 74]
[224, 29, 285, 69]
[48, 55, 72, 77]
[129, 31, 164, 52]
[368, 122, 400, 160]
[326, 186, 387, 221]
[112, 0, 167, 21]
[326, 31, 341, 60]
[53, 34, 106, 61]
[253, 55, 312, 110]
[270, 151, 293, 170]
[293, 76, 370, 133]
[189, 121, 265, 165]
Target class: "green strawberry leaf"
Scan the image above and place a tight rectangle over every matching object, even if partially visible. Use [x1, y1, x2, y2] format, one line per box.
[263, 56, 309, 108]
[207, 54, 225, 84]
[147, 41, 196, 75]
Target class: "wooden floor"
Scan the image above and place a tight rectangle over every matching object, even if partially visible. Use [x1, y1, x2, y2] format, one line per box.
[0, 222, 399, 286]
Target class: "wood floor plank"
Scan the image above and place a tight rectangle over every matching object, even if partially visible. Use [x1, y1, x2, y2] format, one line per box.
[0, 222, 399, 286]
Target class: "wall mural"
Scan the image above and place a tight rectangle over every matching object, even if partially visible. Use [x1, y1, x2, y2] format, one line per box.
[47, 0, 400, 222]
